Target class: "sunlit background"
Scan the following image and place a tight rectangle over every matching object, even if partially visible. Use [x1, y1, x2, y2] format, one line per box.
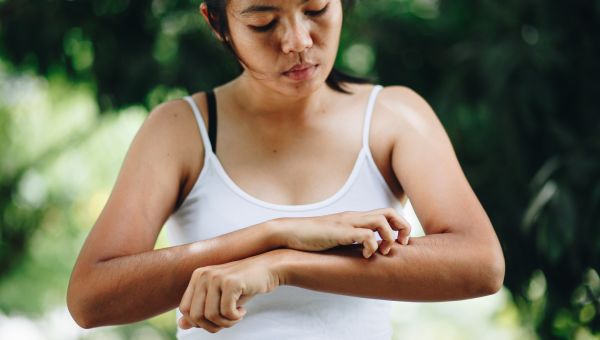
[0, 0, 598, 339]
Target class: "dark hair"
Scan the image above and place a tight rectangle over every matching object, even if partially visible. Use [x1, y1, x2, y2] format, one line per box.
[203, 0, 371, 94]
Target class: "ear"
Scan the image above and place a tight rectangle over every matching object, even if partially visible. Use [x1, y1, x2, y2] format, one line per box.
[199, 2, 226, 42]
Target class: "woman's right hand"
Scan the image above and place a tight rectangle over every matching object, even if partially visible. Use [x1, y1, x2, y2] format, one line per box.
[271, 208, 412, 259]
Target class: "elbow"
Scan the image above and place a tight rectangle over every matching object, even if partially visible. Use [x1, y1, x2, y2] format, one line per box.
[67, 289, 94, 329]
[471, 246, 505, 297]
[481, 258, 505, 296]
[69, 311, 95, 330]
[67, 293, 94, 329]
[67, 277, 101, 329]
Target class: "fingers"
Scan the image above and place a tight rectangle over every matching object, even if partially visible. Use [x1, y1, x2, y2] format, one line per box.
[347, 208, 412, 257]
[189, 284, 223, 332]
[179, 276, 194, 321]
[177, 314, 225, 333]
[349, 212, 396, 256]
[180, 283, 224, 333]
[363, 214, 396, 255]
[179, 273, 236, 333]
[178, 316, 194, 329]
[178, 276, 196, 330]
[205, 283, 240, 329]
[238, 293, 253, 306]
[370, 208, 412, 245]
[221, 282, 246, 321]
[352, 228, 378, 258]
[392, 213, 412, 245]
[178, 314, 221, 331]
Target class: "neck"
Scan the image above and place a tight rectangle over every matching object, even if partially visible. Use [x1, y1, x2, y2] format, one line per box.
[224, 72, 336, 126]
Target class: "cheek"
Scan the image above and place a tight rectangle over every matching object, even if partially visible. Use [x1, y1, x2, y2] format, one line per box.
[314, 13, 343, 59]
[324, 19, 342, 48]
[314, 3, 343, 46]
[229, 29, 274, 65]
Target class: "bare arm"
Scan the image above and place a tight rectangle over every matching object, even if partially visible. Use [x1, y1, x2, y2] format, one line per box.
[67, 98, 281, 328]
[271, 231, 503, 302]
[70, 220, 280, 328]
[174, 220, 501, 332]
[269, 86, 504, 301]
[172, 85, 503, 332]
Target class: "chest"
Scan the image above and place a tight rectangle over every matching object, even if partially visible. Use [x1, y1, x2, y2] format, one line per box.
[181, 90, 405, 207]
[212, 120, 402, 207]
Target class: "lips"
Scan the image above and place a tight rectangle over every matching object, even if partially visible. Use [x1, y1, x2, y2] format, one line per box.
[282, 64, 318, 81]
[285, 63, 315, 73]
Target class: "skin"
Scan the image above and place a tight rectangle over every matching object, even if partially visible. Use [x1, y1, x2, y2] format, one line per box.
[67, 0, 505, 334]
[223, 0, 343, 104]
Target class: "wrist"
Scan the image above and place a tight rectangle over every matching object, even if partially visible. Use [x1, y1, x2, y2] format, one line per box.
[263, 217, 291, 249]
[263, 248, 296, 286]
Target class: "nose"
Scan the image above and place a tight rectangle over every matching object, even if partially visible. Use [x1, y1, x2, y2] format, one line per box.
[280, 20, 313, 54]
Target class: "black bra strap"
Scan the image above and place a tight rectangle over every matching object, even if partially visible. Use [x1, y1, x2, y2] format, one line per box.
[206, 90, 217, 153]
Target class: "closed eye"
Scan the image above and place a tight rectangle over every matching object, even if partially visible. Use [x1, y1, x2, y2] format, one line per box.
[249, 3, 330, 33]
[305, 3, 329, 17]
[249, 20, 278, 33]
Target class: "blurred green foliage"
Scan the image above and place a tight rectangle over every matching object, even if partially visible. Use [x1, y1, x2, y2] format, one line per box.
[0, 0, 599, 338]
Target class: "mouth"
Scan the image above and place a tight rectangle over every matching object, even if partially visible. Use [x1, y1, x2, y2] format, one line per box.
[285, 63, 315, 73]
[282, 63, 318, 81]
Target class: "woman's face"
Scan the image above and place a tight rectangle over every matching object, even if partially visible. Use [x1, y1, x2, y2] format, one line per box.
[225, 0, 343, 96]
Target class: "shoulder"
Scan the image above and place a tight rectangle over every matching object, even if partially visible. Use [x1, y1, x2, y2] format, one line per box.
[146, 97, 200, 128]
[143, 98, 201, 151]
[378, 85, 429, 107]
[377, 85, 437, 125]
[140, 96, 207, 184]
[375, 85, 447, 144]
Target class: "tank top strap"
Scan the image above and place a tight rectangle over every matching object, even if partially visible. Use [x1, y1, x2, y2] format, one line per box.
[362, 85, 384, 149]
[183, 95, 214, 162]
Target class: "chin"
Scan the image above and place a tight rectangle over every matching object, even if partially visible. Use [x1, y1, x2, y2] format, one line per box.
[277, 69, 329, 97]
[278, 80, 322, 97]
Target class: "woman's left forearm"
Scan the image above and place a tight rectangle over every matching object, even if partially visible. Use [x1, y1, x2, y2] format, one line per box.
[268, 231, 505, 302]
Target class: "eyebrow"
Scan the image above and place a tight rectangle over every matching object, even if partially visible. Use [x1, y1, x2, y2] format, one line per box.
[240, 0, 310, 15]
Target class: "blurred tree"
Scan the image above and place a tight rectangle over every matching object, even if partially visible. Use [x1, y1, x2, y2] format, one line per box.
[0, 112, 46, 281]
[0, 0, 598, 338]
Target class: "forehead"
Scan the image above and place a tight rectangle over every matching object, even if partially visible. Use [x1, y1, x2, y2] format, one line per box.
[230, 0, 314, 15]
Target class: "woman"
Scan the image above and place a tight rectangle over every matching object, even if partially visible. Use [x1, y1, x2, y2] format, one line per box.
[67, 0, 505, 339]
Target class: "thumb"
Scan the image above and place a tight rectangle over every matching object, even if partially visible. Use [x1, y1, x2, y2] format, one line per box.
[178, 316, 194, 329]
[238, 294, 254, 306]
[236, 306, 247, 317]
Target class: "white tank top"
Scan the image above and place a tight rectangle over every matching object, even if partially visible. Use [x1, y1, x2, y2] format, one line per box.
[166, 85, 405, 339]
